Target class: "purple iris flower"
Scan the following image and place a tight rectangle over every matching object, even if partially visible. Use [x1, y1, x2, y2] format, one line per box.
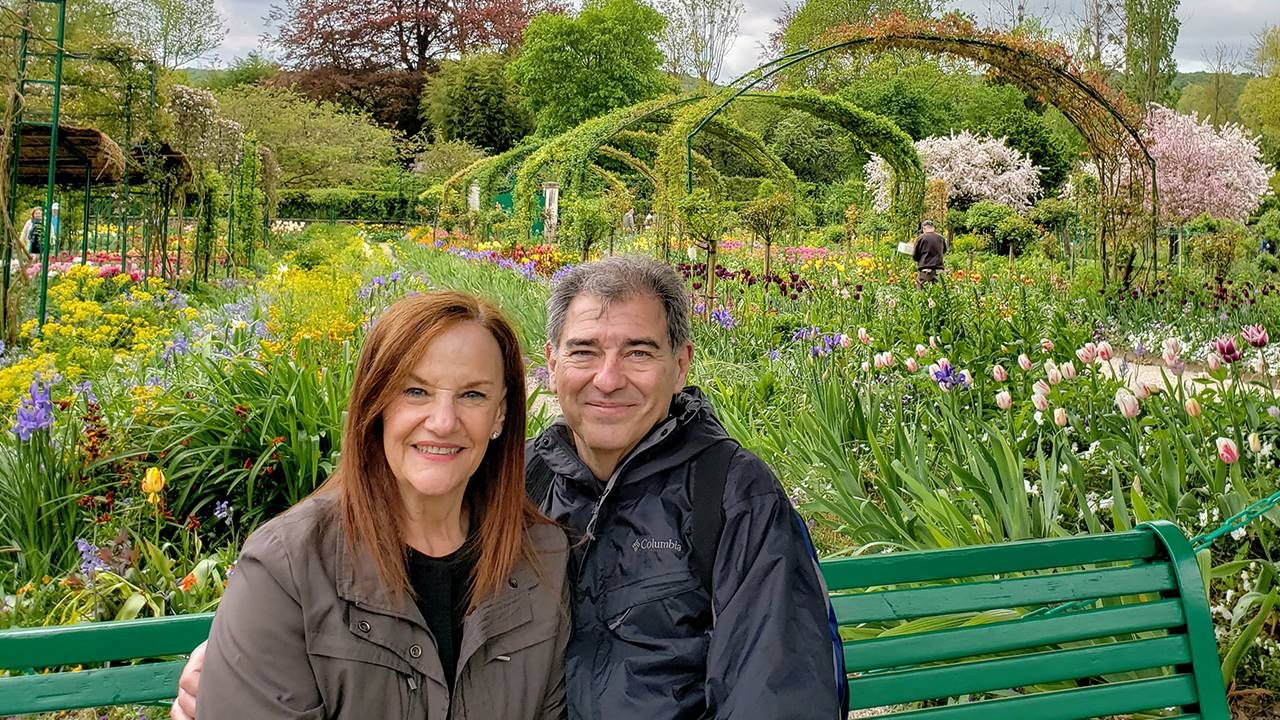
[11, 377, 54, 441]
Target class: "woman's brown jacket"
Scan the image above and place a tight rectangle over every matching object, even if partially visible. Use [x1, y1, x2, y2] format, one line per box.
[198, 495, 570, 719]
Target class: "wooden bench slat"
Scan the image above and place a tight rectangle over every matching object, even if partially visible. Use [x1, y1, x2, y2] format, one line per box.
[822, 532, 1158, 590]
[848, 634, 1192, 708]
[0, 660, 185, 715]
[0, 613, 213, 669]
[865, 674, 1199, 720]
[833, 564, 1176, 623]
[843, 598, 1187, 672]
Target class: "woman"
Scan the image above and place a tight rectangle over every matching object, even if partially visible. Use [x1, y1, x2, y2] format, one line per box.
[19, 207, 42, 255]
[198, 291, 569, 719]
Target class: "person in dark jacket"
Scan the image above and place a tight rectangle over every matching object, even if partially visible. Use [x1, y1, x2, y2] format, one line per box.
[173, 258, 840, 720]
[913, 220, 947, 287]
[534, 256, 840, 719]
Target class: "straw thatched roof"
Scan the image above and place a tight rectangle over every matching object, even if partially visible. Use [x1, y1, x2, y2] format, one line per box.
[5, 123, 125, 185]
[125, 142, 193, 186]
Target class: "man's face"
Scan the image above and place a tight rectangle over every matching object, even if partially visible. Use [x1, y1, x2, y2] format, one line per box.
[547, 293, 692, 478]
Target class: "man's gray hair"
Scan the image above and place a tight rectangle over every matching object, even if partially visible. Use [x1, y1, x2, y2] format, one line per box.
[546, 255, 690, 352]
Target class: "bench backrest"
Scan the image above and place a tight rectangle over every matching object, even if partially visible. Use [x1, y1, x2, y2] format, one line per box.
[0, 612, 213, 715]
[821, 521, 1229, 720]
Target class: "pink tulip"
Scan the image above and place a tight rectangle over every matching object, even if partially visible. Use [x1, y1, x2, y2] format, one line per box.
[1060, 361, 1077, 380]
[1216, 437, 1239, 465]
[1018, 353, 1033, 371]
[936, 357, 952, 371]
[929, 336, 939, 349]
[1248, 433, 1261, 454]
[915, 344, 928, 357]
[1214, 336, 1243, 363]
[1114, 389, 1140, 418]
[1040, 338, 1054, 352]
[905, 358, 919, 373]
[1033, 379, 1051, 397]
[858, 327, 872, 345]
[1207, 353, 1221, 371]
[839, 334, 852, 348]
[883, 352, 895, 368]
[1053, 408, 1068, 427]
[995, 390, 1013, 410]
[1161, 337, 1182, 357]
[1184, 398, 1201, 417]
[1032, 393, 1050, 412]
[1242, 325, 1268, 348]
[874, 353, 886, 370]
[992, 364, 1008, 382]
[1046, 366, 1062, 385]
[861, 361, 870, 372]
[1097, 341, 1113, 361]
[1076, 343, 1097, 364]
[1135, 383, 1150, 401]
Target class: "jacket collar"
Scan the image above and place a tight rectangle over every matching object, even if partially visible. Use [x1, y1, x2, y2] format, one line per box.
[534, 385, 729, 487]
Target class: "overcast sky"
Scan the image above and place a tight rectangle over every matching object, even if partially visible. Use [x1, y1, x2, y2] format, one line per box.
[208, 0, 1278, 77]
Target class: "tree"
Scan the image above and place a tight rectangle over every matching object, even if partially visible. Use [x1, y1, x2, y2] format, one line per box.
[1237, 26, 1280, 164]
[422, 53, 533, 153]
[265, 0, 550, 135]
[1121, 0, 1179, 107]
[773, 0, 935, 55]
[867, 131, 1041, 212]
[765, 110, 862, 184]
[563, 195, 616, 261]
[652, 0, 742, 84]
[1144, 105, 1271, 226]
[677, 188, 734, 308]
[1072, 0, 1126, 71]
[216, 86, 398, 188]
[413, 140, 488, 183]
[740, 185, 791, 278]
[976, 110, 1072, 195]
[118, 0, 228, 70]
[508, 0, 671, 134]
[199, 52, 281, 92]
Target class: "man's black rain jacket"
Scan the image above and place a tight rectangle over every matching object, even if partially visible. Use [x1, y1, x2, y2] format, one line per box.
[528, 387, 841, 720]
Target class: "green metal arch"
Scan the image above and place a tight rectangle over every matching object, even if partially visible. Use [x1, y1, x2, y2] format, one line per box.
[738, 90, 924, 242]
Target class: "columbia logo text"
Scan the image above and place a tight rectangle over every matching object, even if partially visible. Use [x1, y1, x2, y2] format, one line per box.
[632, 537, 683, 552]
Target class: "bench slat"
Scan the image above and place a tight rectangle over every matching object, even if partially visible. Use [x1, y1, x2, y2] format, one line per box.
[843, 598, 1187, 672]
[0, 660, 185, 715]
[0, 613, 213, 669]
[866, 674, 1199, 720]
[848, 634, 1192, 708]
[833, 564, 1176, 623]
[822, 532, 1158, 590]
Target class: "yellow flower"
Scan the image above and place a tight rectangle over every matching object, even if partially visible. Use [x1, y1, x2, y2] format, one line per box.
[142, 467, 166, 505]
[16, 582, 32, 596]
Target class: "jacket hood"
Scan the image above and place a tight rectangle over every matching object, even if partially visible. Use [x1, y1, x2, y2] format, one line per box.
[533, 385, 730, 486]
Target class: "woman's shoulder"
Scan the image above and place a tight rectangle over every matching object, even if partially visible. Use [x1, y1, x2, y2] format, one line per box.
[242, 494, 340, 558]
[527, 521, 568, 557]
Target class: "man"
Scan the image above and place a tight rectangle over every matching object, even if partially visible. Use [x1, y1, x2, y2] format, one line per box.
[912, 219, 947, 287]
[173, 256, 842, 720]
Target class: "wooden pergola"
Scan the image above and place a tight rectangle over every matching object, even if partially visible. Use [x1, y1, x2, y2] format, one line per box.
[8, 123, 124, 186]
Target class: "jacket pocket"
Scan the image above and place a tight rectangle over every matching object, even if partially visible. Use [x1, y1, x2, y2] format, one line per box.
[600, 571, 705, 646]
[306, 632, 420, 719]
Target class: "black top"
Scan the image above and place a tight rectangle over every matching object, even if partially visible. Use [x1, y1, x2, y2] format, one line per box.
[913, 231, 948, 270]
[406, 535, 478, 692]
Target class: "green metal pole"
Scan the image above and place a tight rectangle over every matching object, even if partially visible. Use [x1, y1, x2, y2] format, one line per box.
[37, 0, 67, 329]
[2, 11, 32, 340]
[120, 81, 133, 272]
[142, 191, 151, 280]
[80, 165, 90, 263]
[245, 153, 257, 270]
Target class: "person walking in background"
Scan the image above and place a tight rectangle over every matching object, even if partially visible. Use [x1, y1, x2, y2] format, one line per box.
[20, 207, 42, 256]
[913, 219, 947, 287]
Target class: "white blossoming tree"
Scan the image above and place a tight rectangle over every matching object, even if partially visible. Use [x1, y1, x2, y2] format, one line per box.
[866, 131, 1042, 212]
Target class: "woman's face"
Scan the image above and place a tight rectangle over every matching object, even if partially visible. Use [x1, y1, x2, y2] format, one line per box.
[381, 322, 507, 510]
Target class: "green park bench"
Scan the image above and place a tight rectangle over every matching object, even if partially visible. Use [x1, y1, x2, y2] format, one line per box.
[823, 520, 1229, 719]
[0, 521, 1229, 718]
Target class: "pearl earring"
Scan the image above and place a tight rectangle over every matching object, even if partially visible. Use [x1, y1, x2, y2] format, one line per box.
[491, 430, 501, 439]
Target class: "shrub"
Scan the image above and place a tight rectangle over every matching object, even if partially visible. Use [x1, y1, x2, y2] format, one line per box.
[994, 214, 1041, 257]
[950, 233, 986, 256]
[278, 189, 415, 222]
[965, 200, 1016, 240]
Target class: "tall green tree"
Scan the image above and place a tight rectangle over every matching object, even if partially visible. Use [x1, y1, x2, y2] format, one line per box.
[216, 86, 397, 188]
[1122, 0, 1180, 106]
[118, 0, 228, 70]
[508, 0, 671, 134]
[1237, 26, 1280, 164]
[422, 53, 533, 153]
